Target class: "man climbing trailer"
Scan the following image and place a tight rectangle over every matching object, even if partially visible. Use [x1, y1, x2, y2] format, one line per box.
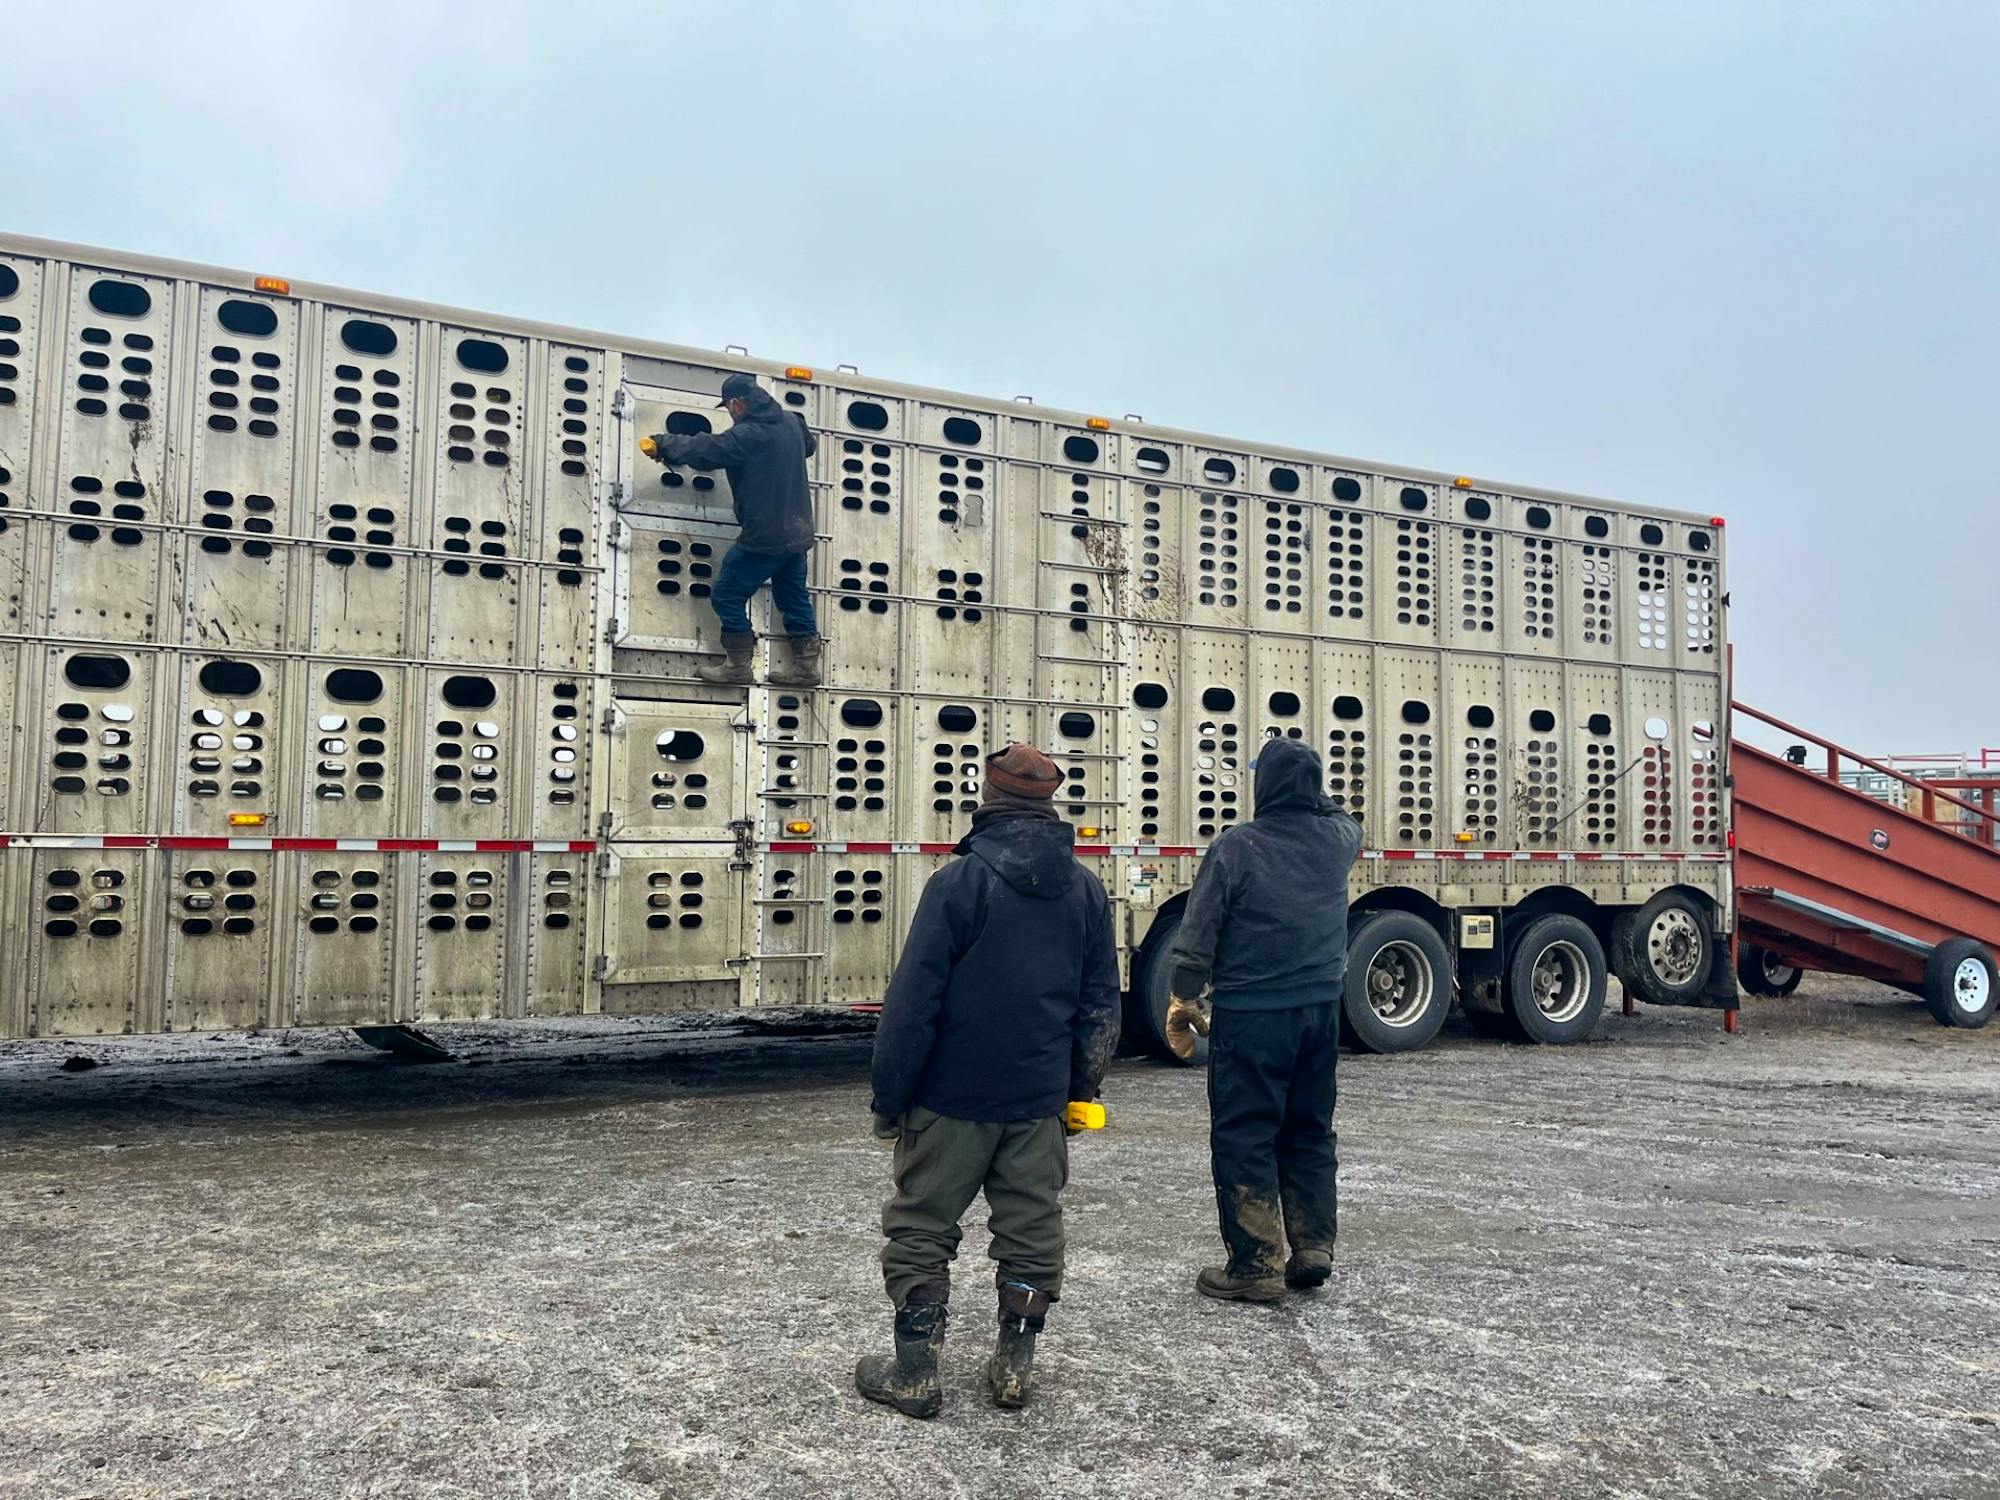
[641, 371, 822, 687]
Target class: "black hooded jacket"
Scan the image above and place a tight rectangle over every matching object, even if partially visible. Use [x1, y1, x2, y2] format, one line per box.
[1168, 738, 1364, 1010]
[651, 385, 817, 556]
[869, 809, 1121, 1123]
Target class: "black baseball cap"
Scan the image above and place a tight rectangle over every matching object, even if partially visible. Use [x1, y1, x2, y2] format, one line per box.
[716, 373, 760, 408]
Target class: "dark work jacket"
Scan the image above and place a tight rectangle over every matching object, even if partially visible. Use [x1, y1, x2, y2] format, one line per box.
[1169, 737, 1363, 1011]
[652, 386, 817, 556]
[870, 810, 1121, 1123]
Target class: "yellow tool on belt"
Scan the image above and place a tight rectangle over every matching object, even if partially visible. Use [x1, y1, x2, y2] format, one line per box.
[1066, 1101, 1107, 1131]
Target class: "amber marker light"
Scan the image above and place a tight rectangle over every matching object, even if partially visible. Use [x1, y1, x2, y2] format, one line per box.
[253, 276, 291, 295]
[1086, 416, 1111, 431]
[785, 366, 814, 381]
[229, 812, 268, 827]
[784, 820, 815, 836]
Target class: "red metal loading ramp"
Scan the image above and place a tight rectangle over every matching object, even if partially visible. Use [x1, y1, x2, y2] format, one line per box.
[1731, 702, 2000, 1027]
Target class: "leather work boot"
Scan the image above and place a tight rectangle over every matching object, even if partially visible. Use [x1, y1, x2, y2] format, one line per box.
[767, 635, 823, 689]
[1286, 1248, 1334, 1291]
[1196, 1265, 1286, 1303]
[695, 631, 757, 687]
[985, 1282, 1051, 1410]
[855, 1299, 946, 1419]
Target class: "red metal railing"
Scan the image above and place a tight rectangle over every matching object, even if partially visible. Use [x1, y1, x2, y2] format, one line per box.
[1733, 701, 2000, 849]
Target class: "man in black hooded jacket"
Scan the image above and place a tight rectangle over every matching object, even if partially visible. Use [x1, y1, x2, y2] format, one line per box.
[641, 372, 822, 688]
[1166, 737, 1363, 1302]
[856, 743, 1121, 1419]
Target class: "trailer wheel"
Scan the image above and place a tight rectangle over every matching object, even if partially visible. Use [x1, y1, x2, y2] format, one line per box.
[1736, 944, 1803, 998]
[1923, 938, 1997, 1029]
[1342, 912, 1453, 1054]
[1132, 912, 1207, 1066]
[1612, 890, 1712, 1007]
[1503, 914, 1606, 1044]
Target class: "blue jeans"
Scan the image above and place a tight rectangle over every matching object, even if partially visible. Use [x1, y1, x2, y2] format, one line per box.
[712, 545, 818, 638]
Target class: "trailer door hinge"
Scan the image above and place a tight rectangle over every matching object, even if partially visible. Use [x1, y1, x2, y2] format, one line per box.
[595, 851, 613, 879]
[596, 810, 615, 839]
[603, 618, 622, 644]
[591, 954, 611, 981]
[612, 387, 632, 418]
[608, 513, 624, 543]
[601, 707, 618, 734]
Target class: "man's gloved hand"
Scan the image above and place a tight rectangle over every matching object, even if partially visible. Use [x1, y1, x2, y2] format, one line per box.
[870, 1112, 901, 1142]
[1164, 994, 1211, 1061]
[639, 434, 668, 464]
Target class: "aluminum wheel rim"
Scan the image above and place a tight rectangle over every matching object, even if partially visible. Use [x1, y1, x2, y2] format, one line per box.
[1647, 908, 1705, 987]
[1367, 940, 1435, 1028]
[1954, 957, 1992, 1014]
[1758, 950, 1799, 986]
[1533, 940, 1590, 1024]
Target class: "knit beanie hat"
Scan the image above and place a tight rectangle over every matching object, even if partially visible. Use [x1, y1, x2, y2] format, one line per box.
[983, 742, 1062, 801]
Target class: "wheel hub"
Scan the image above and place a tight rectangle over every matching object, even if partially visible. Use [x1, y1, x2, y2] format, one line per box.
[1532, 940, 1589, 1024]
[1954, 956, 1991, 1014]
[1366, 942, 1433, 1028]
[1646, 909, 1705, 986]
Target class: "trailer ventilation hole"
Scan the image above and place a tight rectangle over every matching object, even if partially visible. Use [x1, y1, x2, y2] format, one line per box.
[1399, 487, 1429, 512]
[1401, 700, 1432, 725]
[1201, 687, 1236, 713]
[199, 659, 261, 696]
[217, 299, 278, 337]
[655, 730, 704, 763]
[1525, 506, 1552, 530]
[1063, 434, 1100, 464]
[455, 337, 508, 373]
[88, 279, 151, 318]
[942, 416, 981, 445]
[846, 400, 888, 431]
[1689, 529, 1712, 552]
[1332, 476, 1363, 503]
[442, 675, 496, 710]
[337, 318, 397, 356]
[841, 699, 884, 729]
[1058, 711, 1095, 740]
[325, 668, 382, 703]
[65, 654, 130, 690]
[1529, 709, 1556, 732]
[1585, 515, 1610, 538]
[1463, 496, 1491, 521]
[936, 704, 977, 734]
[1333, 695, 1365, 721]
[1468, 705, 1495, 729]
[1269, 692, 1301, 717]
[664, 411, 712, 437]
[1202, 457, 1237, 484]
[1133, 682, 1169, 711]
[1135, 446, 1171, 475]
[1640, 523, 1664, 545]
[0, 265, 17, 299]
[1268, 467, 1300, 494]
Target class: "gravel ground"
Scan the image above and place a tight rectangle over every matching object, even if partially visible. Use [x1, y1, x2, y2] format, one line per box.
[2, 979, 1997, 1500]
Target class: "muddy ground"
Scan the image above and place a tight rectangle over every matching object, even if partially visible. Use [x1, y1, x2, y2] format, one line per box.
[2, 979, 1996, 1500]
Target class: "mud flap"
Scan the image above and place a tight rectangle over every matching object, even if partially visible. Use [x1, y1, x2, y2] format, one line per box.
[354, 1024, 456, 1062]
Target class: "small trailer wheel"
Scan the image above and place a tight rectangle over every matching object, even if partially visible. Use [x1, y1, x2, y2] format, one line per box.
[1736, 944, 1804, 999]
[1923, 938, 1997, 1029]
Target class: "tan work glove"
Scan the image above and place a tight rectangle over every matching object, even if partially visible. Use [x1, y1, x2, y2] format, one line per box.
[1164, 995, 1212, 1060]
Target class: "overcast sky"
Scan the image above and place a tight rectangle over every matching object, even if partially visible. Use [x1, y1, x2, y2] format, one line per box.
[5, 2, 1994, 756]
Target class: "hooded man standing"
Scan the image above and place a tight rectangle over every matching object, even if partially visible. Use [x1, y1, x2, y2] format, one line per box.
[1165, 737, 1363, 1303]
[640, 372, 822, 688]
[857, 744, 1121, 1418]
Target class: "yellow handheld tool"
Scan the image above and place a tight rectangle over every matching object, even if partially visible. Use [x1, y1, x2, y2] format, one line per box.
[638, 435, 658, 458]
[1066, 1101, 1107, 1131]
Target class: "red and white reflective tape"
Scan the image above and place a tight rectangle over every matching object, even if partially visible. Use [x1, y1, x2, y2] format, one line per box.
[0, 835, 596, 853]
[749, 841, 1728, 863]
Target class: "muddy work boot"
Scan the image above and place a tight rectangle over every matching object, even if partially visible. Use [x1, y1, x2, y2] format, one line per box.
[767, 635, 823, 689]
[985, 1281, 1051, 1410]
[695, 631, 757, 687]
[854, 1299, 946, 1419]
[1285, 1248, 1333, 1292]
[1196, 1264, 1286, 1304]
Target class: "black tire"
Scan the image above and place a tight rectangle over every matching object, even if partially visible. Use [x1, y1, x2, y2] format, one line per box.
[1736, 943, 1803, 999]
[1342, 911, 1453, 1054]
[1503, 914, 1607, 1044]
[1923, 937, 1997, 1029]
[1132, 912, 1208, 1066]
[1611, 890, 1713, 1007]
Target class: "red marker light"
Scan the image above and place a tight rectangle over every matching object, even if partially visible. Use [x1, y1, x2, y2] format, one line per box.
[1710, 516, 1726, 527]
